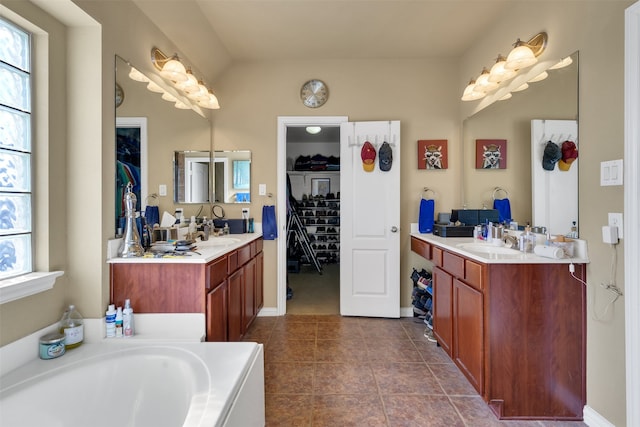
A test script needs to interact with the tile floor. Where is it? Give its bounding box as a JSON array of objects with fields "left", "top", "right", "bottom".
[{"left": 244, "top": 314, "right": 589, "bottom": 427}]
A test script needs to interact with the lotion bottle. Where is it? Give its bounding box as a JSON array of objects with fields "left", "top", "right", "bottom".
[
  {"left": 123, "top": 299, "right": 134, "bottom": 337},
  {"left": 105, "top": 304, "right": 116, "bottom": 338},
  {"left": 58, "top": 305, "right": 84, "bottom": 349},
  {"left": 115, "top": 306, "right": 123, "bottom": 337}
]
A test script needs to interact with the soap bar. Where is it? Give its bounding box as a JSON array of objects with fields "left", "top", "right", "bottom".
[{"left": 534, "top": 245, "right": 564, "bottom": 259}]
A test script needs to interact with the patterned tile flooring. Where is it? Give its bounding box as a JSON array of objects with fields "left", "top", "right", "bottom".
[{"left": 244, "top": 315, "right": 589, "bottom": 427}]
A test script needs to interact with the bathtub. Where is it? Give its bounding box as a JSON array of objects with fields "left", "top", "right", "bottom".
[{"left": 0, "top": 341, "right": 264, "bottom": 427}]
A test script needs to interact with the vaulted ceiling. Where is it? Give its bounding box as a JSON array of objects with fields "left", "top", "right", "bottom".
[{"left": 132, "top": 0, "right": 512, "bottom": 84}]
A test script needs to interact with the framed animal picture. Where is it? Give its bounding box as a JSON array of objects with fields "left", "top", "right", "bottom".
[
  {"left": 476, "top": 139, "right": 507, "bottom": 169},
  {"left": 418, "top": 139, "right": 448, "bottom": 170}
]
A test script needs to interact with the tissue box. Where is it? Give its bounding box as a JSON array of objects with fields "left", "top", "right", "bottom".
[{"left": 213, "top": 218, "right": 247, "bottom": 234}]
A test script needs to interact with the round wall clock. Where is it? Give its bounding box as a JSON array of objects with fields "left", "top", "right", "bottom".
[
  {"left": 115, "top": 83, "right": 124, "bottom": 108},
  {"left": 300, "top": 79, "right": 328, "bottom": 108}
]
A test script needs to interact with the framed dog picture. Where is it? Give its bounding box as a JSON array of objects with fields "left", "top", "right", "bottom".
[
  {"left": 476, "top": 139, "right": 507, "bottom": 169},
  {"left": 418, "top": 139, "right": 448, "bottom": 170}
]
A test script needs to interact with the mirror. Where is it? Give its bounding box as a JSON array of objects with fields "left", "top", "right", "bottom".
[
  {"left": 462, "top": 52, "right": 578, "bottom": 235},
  {"left": 115, "top": 55, "right": 212, "bottom": 214},
  {"left": 213, "top": 150, "right": 251, "bottom": 203},
  {"left": 172, "top": 149, "right": 251, "bottom": 204},
  {"left": 173, "top": 151, "right": 212, "bottom": 203}
]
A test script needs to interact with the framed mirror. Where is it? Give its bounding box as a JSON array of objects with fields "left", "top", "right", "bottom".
[
  {"left": 462, "top": 51, "right": 578, "bottom": 236},
  {"left": 173, "top": 151, "right": 212, "bottom": 203}
]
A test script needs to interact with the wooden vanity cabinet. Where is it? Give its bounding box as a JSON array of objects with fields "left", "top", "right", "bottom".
[
  {"left": 411, "top": 236, "right": 586, "bottom": 420},
  {"left": 110, "top": 237, "right": 264, "bottom": 342}
]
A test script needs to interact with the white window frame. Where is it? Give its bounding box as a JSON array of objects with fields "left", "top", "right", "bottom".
[{"left": 0, "top": 11, "right": 62, "bottom": 305}]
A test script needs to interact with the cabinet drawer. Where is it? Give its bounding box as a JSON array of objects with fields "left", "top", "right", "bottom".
[
  {"left": 227, "top": 250, "right": 238, "bottom": 274},
  {"left": 237, "top": 243, "right": 252, "bottom": 266},
  {"left": 464, "top": 259, "right": 483, "bottom": 290},
  {"left": 431, "top": 246, "right": 443, "bottom": 267},
  {"left": 411, "top": 237, "right": 431, "bottom": 260},
  {"left": 443, "top": 251, "right": 464, "bottom": 278},
  {"left": 206, "top": 256, "right": 228, "bottom": 290}
]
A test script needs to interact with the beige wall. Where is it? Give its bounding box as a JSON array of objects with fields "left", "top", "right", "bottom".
[
  {"left": 0, "top": 0, "right": 632, "bottom": 425},
  {"left": 459, "top": 2, "right": 632, "bottom": 425}
]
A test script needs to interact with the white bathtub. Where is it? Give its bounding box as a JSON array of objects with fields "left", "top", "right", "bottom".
[{"left": 0, "top": 341, "right": 264, "bottom": 427}]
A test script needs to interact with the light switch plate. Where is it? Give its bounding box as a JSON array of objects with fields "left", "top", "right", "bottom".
[
  {"left": 159, "top": 184, "right": 167, "bottom": 196},
  {"left": 600, "top": 159, "right": 623, "bottom": 186},
  {"left": 608, "top": 212, "right": 624, "bottom": 238},
  {"left": 259, "top": 184, "right": 267, "bottom": 196}
]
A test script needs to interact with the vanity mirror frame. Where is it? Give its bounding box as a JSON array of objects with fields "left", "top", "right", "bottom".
[{"left": 461, "top": 51, "right": 579, "bottom": 236}]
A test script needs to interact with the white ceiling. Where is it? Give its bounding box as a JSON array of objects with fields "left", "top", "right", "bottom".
[{"left": 132, "top": 0, "right": 512, "bottom": 83}]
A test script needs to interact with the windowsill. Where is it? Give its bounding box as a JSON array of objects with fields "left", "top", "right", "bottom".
[{"left": 0, "top": 271, "right": 64, "bottom": 305}]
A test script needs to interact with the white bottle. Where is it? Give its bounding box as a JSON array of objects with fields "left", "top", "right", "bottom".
[
  {"left": 115, "top": 306, "right": 123, "bottom": 338},
  {"left": 123, "top": 299, "right": 134, "bottom": 338},
  {"left": 105, "top": 304, "right": 117, "bottom": 338}
]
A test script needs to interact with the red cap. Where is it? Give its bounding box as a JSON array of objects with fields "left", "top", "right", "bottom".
[{"left": 361, "top": 141, "right": 376, "bottom": 172}]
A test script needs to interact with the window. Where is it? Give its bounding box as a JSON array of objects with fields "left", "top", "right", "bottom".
[{"left": 0, "top": 17, "right": 32, "bottom": 280}]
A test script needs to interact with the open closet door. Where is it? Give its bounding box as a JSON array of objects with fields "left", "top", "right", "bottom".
[{"left": 340, "top": 121, "right": 400, "bottom": 317}]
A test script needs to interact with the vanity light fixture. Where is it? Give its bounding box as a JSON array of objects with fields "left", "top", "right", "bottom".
[
  {"left": 306, "top": 126, "right": 322, "bottom": 134},
  {"left": 174, "top": 100, "right": 191, "bottom": 109},
  {"left": 150, "top": 47, "right": 221, "bottom": 110},
  {"left": 461, "top": 78, "right": 486, "bottom": 101},
  {"left": 461, "top": 32, "right": 548, "bottom": 102},
  {"left": 512, "top": 82, "right": 529, "bottom": 92},
  {"left": 488, "top": 54, "right": 517, "bottom": 83},
  {"left": 473, "top": 67, "right": 499, "bottom": 93},
  {"left": 504, "top": 32, "right": 548, "bottom": 70},
  {"left": 146, "top": 80, "right": 164, "bottom": 93},
  {"left": 161, "top": 92, "right": 177, "bottom": 102},
  {"left": 498, "top": 92, "right": 513, "bottom": 101}
]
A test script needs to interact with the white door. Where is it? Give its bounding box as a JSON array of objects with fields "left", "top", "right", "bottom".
[
  {"left": 186, "top": 160, "right": 209, "bottom": 203},
  {"left": 340, "top": 120, "right": 400, "bottom": 317}
]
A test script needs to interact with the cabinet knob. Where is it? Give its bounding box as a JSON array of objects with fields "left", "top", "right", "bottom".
[{"left": 391, "top": 226, "right": 398, "bottom": 233}]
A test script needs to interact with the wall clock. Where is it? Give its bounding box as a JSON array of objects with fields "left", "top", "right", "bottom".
[
  {"left": 115, "top": 83, "right": 124, "bottom": 108},
  {"left": 300, "top": 79, "right": 328, "bottom": 108}
]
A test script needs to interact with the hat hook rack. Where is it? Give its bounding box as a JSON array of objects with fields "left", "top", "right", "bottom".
[
  {"left": 421, "top": 187, "right": 437, "bottom": 199},
  {"left": 540, "top": 133, "right": 577, "bottom": 145},
  {"left": 349, "top": 134, "right": 397, "bottom": 148},
  {"left": 492, "top": 187, "right": 509, "bottom": 200}
]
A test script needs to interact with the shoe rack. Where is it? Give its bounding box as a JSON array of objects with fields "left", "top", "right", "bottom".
[{"left": 297, "top": 194, "right": 340, "bottom": 264}]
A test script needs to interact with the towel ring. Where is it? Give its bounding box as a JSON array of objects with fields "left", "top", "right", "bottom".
[
  {"left": 492, "top": 187, "right": 509, "bottom": 200},
  {"left": 145, "top": 193, "right": 159, "bottom": 206},
  {"left": 421, "top": 188, "right": 437, "bottom": 199}
]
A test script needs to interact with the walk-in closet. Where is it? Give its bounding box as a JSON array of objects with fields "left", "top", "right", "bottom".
[{"left": 285, "top": 125, "right": 341, "bottom": 314}]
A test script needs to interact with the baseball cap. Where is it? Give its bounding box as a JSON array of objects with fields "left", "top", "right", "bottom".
[
  {"left": 558, "top": 141, "right": 578, "bottom": 171},
  {"left": 379, "top": 141, "right": 393, "bottom": 171},
  {"left": 361, "top": 141, "right": 376, "bottom": 172},
  {"left": 542, "top": 141, "right": 562, "bottom": 171}
]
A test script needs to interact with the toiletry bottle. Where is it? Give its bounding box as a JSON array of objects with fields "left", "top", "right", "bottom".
[
  {"left": 115, "top": 306, "right": 123, "bottom": 337},
  {"left": 123, "top": 299, "right": 134, "bottom": 337},
  {"left": 223, "top": 222, "right": 230, "bottom": 235},
  {"left": 105, "top": 304, "right": 117, "bottom": 338},
  {"left": 58, "top": 304, "right": 84, "bottom": 349}
]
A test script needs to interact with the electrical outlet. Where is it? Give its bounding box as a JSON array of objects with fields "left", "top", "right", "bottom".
[
  {"left": 608, "top": 212, "right": 624, "bottom": 238},
  {"left": 241, "top": 208, "right": 250, "bottom": 219}
]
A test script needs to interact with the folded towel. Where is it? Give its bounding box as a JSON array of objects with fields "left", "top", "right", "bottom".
[
  {"left": 262, "top": 205, "right": 278, "bottom": 240},
  {"left": 493, "top": 198, "right": 512, "bottom": 223},
  {"left": 419, "top": 199, "right": 435, "bottom": 233}
]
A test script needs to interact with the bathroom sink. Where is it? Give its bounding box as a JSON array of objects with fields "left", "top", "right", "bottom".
[
  {"left": 200, "top": 237, "right": 241, "bottom": 246},
  {"left": 457, "top": 242, "right": 521, "bottom": 255}
]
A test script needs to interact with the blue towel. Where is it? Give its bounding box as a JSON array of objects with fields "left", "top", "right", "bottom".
[
  {"left": 144, "top": 205, "right": 160, "bottom": 228},
  {"left": 493, "top": 198, "right": 512, "bottom": 223},
  {"left": 262, "top": 205, "right": 278, "bottom": 240},
  {"left": 418, "top": 199, "right": 435, "bottom": 233}
]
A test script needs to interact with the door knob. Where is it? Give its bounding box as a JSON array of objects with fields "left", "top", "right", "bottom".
[{"left": 391, "top": 226, "right": 398, "bottom": 233}]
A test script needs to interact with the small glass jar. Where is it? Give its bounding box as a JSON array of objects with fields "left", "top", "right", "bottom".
[{"left": 39, "top": 332, "right": 66, "bottom": 360}]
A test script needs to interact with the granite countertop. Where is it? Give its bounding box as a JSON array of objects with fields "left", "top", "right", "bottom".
[
  {"left": 107, "top": 232, "right": 263, "bottom": 264},
  {"left": 411, "top": 231, "right": 589, "bottom": 265}
]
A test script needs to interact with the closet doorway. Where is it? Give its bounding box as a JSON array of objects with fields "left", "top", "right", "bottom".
[{"left": 276, "top": 117, "right": 348, "bottom": 315}]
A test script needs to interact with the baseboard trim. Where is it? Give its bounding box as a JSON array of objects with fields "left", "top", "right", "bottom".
[
  {"left": 583, "top": 405, "right": 616, "bottom": 427},
  {"left": 259, "top": 307, "right": 418, "bottom": 318}
]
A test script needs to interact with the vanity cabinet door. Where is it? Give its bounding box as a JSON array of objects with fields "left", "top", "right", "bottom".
[
  {"left": 255, "top": 250, "right": 264, "bottom": 313},
  {"left": 453, "top": 278, "right": 484, "bottom": 394},
  {"left": 228, "top": 268, "right": 244, "bottom": 341},
  {"left": 432, "top": 267, "right": 453, "bottom": 357},
  {"left": 243, "top": 257, "right": 256, "bottom": 331},
  {"left": 206, "top": 280, "right": 228, "bottom": 342}
]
